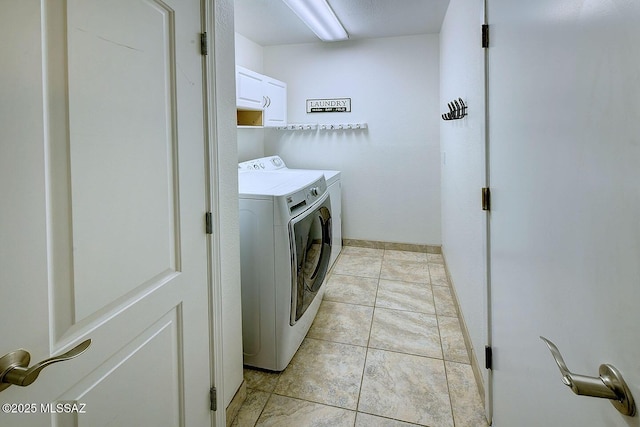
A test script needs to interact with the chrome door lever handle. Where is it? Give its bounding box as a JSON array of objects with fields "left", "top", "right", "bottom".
[
  {"left": 0, "top": 339, "right": 91, "bottom": 392},
  {"left": 540, "top": 336, "right": 636, "bottom": 416}
]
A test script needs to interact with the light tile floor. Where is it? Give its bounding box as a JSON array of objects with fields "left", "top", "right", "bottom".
[{"left": 231, "top": 246, "right": 488, "bottom": 427}]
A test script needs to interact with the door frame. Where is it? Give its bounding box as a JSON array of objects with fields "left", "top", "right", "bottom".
[
  {"left": 204, "top": 1, "right": 226, "bottom": 426},
  {"left": 483, "top": 0, "right": 493, "bottom": 423}
]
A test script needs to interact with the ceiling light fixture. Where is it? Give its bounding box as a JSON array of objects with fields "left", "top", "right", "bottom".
[{"left": 282, "top": 0, "right": 348, "bottom": 42}]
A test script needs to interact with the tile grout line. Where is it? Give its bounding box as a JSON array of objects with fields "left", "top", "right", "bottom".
[
  {"left": 431, "top": 257, "right": 457, "bottom": 427},
  {"left": 353, "top": 257, "right": 382, "bottom": 425},
  {"left": 253, "top": 390, "right": 274, "bottom": 427},
  {"left": 437, "top": 310, "right": 457, "bottom": 427}
]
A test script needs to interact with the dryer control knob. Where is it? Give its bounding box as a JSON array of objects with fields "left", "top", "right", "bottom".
[{"left": 310, "top": 187, "right": 319, "bottom": 196}]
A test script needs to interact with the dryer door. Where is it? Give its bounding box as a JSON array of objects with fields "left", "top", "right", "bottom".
[{"left": 289, "top": 194, "right": 332, "bottom": 325}]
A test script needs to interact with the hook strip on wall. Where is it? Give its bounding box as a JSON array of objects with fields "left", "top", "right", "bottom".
[{"left": 276, "top": 122, "right": 368, "bottom": 131}]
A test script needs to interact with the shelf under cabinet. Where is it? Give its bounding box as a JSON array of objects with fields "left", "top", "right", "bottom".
[{"left": 237, "top": 109, "right": 263, "bottom": 127}]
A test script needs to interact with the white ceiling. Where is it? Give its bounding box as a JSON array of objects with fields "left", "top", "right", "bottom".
[{"left": 234, "top": 0, "right": 451, "bottom": 46}]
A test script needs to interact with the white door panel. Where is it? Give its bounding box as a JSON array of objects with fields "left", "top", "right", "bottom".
[
  {"left": 1, "top": 1, "right": 213, "bottom": 425},
  {"left": 489, "top": 0, "right": 640, "bottom": 425},
  {"left": 67, "top": 0, "right": 181, "bottom": 321},
  {"left": 58, "top": 310, "right": 183, "bottom": 426}
]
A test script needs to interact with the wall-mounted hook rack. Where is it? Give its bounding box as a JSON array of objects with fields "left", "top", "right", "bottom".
[
  {"left": 319, "top": 122, "right": 367, "bottom": 130},
  {"left": 442, "top": 98, "right": 467, "bottom": 120},
  {"left": 276, "top": 122, "right": 368, "bottom": 131},
  {"left": 276, "top": 124, "right": 317, "bottom": 130}
]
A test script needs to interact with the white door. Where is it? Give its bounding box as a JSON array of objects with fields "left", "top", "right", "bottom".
[
  {"left": 489, "top": 0, "right": 640, "bottom": 425},
  {"left": 0, "top": 1, "right": 213, "bottom": 426}
]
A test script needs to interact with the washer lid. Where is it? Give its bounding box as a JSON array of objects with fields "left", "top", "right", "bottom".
[
  {"left": 238, "top": 156, "right": 340, "bottom": 185},
  {"left": 238, "top": 170, "right": 324, "bottom": 197}
]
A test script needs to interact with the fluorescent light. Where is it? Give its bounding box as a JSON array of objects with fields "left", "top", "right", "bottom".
[{"left": 282, "top": 0, "right": 348, "bottom": 42}]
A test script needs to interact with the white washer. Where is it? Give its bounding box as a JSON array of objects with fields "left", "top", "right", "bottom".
[
  {"left": 238, "top": 168, "right": 333, "bottom": 371},
  {"left": 239, "top": 156, "right": 342, "bottom": 267}
]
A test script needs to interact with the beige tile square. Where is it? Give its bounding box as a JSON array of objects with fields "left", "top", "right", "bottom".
[
  {"left": 256, "top": 394, "right": 356, "bottom": 427},
  {"left": 369, "top": 308, "right": 442, "bottom": 359},
  {"left": 428, "top": 253, "right": 445, "bottom": 264},
  {"left": 433, "top": 286, "right": 458, "bottom": 317},
  {"left": 359, "top": 349, "right": 454, "bottom": 427},
  {"left": 375, "top": 279, "right": 435, "bottom": 314},
  {"left": 445, "top": 361, "right": 489, "bottom": 427},
  {"left": 231, "top": 389, "right": 270, "bottom": 427},
  {"left": 275, "top": 338, "right": 366, "bottom": 410},
  {"left": 431, "top": 275, "right": 451, "bottom": 287},
  {"left": 383, "top": 250, "right": 428, "bottom": 262},
  {"left": 308, "top": 300, "right": 374, "bottom": 346},
  {"left": 429, "top": 263, "right": 448, "bottom": 281},
  {"left": 439, "top": 316, "right": 470, "bottom": 363},
  {"left": 333, "top": 254, "right": 382, "bottom": 278},
  {"left": 355, "top": 412, "right": 422, "bottom": 426},
  {"left": 380, "top": 258, "right": 429, "bottom": 283},
  {"left": 323, "top": 274, "right": 378, "bottom": 306},
  {"left": 243, "top": 368, "right": 280, "bottom": 393}
]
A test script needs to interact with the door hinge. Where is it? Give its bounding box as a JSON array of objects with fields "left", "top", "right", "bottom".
[
  {"left": 210, "top": 386, "right": 217, "bottom": 411},
  {"left": 205, "top": 212, "right": 213, "bottom": 234},
  {"left": 485, "top": 345, "right": 493, "bottom": 370},
  {"left": 482, "top": 187, "right": 491, "bottom": 211},
  {"left": 482, "top": 24, "right": 489, "bottom": 48},
  {"left": 200, "top": 32, "right": 208, "bottom": 55}
]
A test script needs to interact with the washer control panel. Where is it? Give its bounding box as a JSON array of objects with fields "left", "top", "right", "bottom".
[{"left": 285, "top": 177, "right": 327, "bottom": 216}]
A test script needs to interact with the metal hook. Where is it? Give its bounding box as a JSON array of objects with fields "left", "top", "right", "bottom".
[
  {"left": 455, "top": 100, "right": 464, "bottom": 119},
  {"left": 458, "top": 98, "right": 467, "bottom": 117},
  {"left": 459, "top": 98, "right": 467, "bottom": 115}
]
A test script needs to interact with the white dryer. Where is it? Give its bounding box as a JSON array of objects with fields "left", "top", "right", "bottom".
[
  {"left": 238, "top": 168, "right": 332, "bottom": 371},
  {"left": 239, "top": 156, "right": 342, "bottom": 267}
]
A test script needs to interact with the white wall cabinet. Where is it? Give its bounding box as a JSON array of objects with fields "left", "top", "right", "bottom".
[{"left": 236, "top": 66, "right": 287, "bottom": 127}]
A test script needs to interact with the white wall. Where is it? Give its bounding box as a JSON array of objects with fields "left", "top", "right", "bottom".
[
  {"left": 235, "top": 33, "right": 264, "bottom": 72},
  {"left": 439, "top": 0, "right": 487, "bottom": 396},
  {"left": 263, "top": 36, "right": 442, "bottom": 245},
  {"left": 214, "top": 1, "right": 244, "bottom": 409},
  {"left": 237, "top": 127, "right": 266, "bottom": 162}
]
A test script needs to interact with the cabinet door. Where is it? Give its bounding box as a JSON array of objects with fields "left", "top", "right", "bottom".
[
  {"left": 263, "top": 76, "right": 287, "bottom": 127},
  {"left": 236, "top": 66, "right": 264, "bottom": 110}
]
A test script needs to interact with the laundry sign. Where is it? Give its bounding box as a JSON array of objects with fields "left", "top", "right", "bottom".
[{"left": 306, "top": 98, "right": 351, "bottom": 113}]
